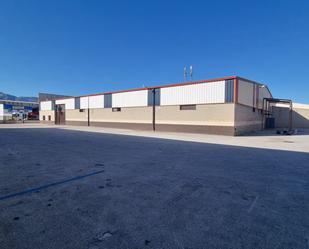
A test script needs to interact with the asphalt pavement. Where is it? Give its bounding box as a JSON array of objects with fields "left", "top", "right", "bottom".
[{"left": 0, "top": 127, "right": 309, "bottom": 249}]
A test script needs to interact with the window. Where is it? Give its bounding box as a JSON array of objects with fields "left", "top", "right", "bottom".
[
  {"left": 180, "top": 105, "right": 196, "bottom": 110},
  {"left": 48, "top": 115, "right": 51, "bottom": 121},
  {"left": 112, "top": 107, "right": 121, "bottom": 112},
  {"left": 43, "top": 115, "right": 46, "bottom": 121},
  {"left": 79, "top": 109, "right": 85, "bottom": 112}
]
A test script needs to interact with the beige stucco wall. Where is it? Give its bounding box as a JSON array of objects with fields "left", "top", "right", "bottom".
[
  {"left": 273, "top": 106, "right": 309, "bottom": 128},
  {"left": 42, "top": 104, "right": 236, "bottom": 131},
  {"left": 234, "top": 104, "right": 263, "bottom": 135},
  {"left": 40, "top": 103, "right": 272, "bottom": 135},
  {"left": 293, "top": 108, "right": 309, "bottom": 128},
  {"left": 234, "top": 103, "right": 309, "bottom": 133},
  {"left": 155, "top": 103, "right": 235, "bottom": 126},
  {"left": 40, "top": 110, "right": 55, "bottom": 122},
  {"left": 65, "top": 107, "right": 153, "bottom": 124},
  {"left": 65, "top": 109, "right": 88, "bottom": 122}
]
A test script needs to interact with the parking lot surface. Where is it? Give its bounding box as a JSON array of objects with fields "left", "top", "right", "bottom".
[{"left": 0, "top": 126, "right": 309, "bottom": 249}]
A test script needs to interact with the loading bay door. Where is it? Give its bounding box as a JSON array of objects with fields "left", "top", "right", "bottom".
[{"left": 55, "top": 104, "right": 65, "bottom": 125}]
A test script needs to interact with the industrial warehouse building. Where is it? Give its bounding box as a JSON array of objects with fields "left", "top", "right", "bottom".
[
  {"left": 39, "top": 76, "right": 309, "bottom": 135},
  {"left": 0, "top": 100, "right": 39, "bottom": 123}
]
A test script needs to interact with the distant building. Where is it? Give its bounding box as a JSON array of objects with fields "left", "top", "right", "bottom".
[
  {"left": 0, "top": 99, "right": 39, "bottom": 123},
  {"left": 38, "top": 93, "right": 72, "bottom": 102}
]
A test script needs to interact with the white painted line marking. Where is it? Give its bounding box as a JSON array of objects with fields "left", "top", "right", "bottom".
[{"left": 248, "top": 195, "right": 259, "bottom": 213}]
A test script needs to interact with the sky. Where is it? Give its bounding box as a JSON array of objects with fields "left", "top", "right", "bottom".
[{"left": 0, "top": 0, "right": 308, "bottom": 103}]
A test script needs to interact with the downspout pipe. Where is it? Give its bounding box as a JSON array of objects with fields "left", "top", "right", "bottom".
[
  {"left": 87, "top": 96, "right": 90, "bottom": 126},
  {"left": 233, "top": 77, "right": 238, "bottom": 104},
  {"left": 152, "top": 88, "right": 156, "bottom": 131},
  {"left": 289, "top": 101, "right": 293, "bottom": 131}
]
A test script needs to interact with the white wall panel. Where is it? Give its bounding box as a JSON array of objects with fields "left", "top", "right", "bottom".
[
  {"left": 0, "top": 104, "right": 13, "bottom": 121},
  {"left": 112, "top": 90, "right": 148, "bottom": 107},
  {"left": 0, "top": 104, "right": 3, "bottom": 121},
  {"left": 55, "top": 98, "right": 75, "bottom": 110},
  {"left": 40, "top": 101, "right": 53, "bottom": 111},
  {"left": 238, "top": 80, "right": 254, "bottom": 107},
  {"left": 89, "top": 95, "right": 104, "bottom": 109},
  {"left": 80, "top": 95, "right": 104, "bottom": 109},
  {"left": 160, "top": 81, "right": 225, "bottom": 106},
  {"left": 80, "top": 97, "right": 88, "bottom": 109}
]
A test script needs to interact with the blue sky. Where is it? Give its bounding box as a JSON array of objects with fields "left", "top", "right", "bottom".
[{"left": 0, "top": 0, "right": 308, "bottom": 103}]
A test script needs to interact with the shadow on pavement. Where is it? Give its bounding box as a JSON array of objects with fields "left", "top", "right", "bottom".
[{"left": 0, "top": 128, "right": 308, "bottom": 249}]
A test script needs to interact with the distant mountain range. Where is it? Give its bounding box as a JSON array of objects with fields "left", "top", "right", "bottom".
[{"left": 0, "top": 92, "right": 38, "bottom": 102}]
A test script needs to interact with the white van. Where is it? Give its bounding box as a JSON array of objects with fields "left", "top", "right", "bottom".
[{"left": 12, "top": 111, "right": 27, "bottom": 121}]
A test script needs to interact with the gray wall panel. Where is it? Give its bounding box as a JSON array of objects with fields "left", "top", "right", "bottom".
[
  {"left": 104, "top": 94, "right": 112, "bottom": 108},
  {"left": 148, "top": 89, "right": 161, "bottom": 106},
  {"left": 225, "top": 80, "right": 234, "bottom": 103}
]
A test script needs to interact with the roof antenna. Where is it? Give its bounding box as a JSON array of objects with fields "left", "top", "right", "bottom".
[
  {"left": 190, "top": 65, "right": 193, "bottom": 80},
  {"left": 184, "top": 66, "right": 187, "bottom": 81}
]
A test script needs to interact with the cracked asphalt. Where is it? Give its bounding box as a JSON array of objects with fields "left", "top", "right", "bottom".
[{"left": 0, "top": 127, "right": 309, "bottom": 249}]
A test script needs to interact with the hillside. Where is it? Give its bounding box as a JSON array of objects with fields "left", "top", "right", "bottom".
[{"left": 0, "top": 92, "right": 38, "bottom": 102}]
